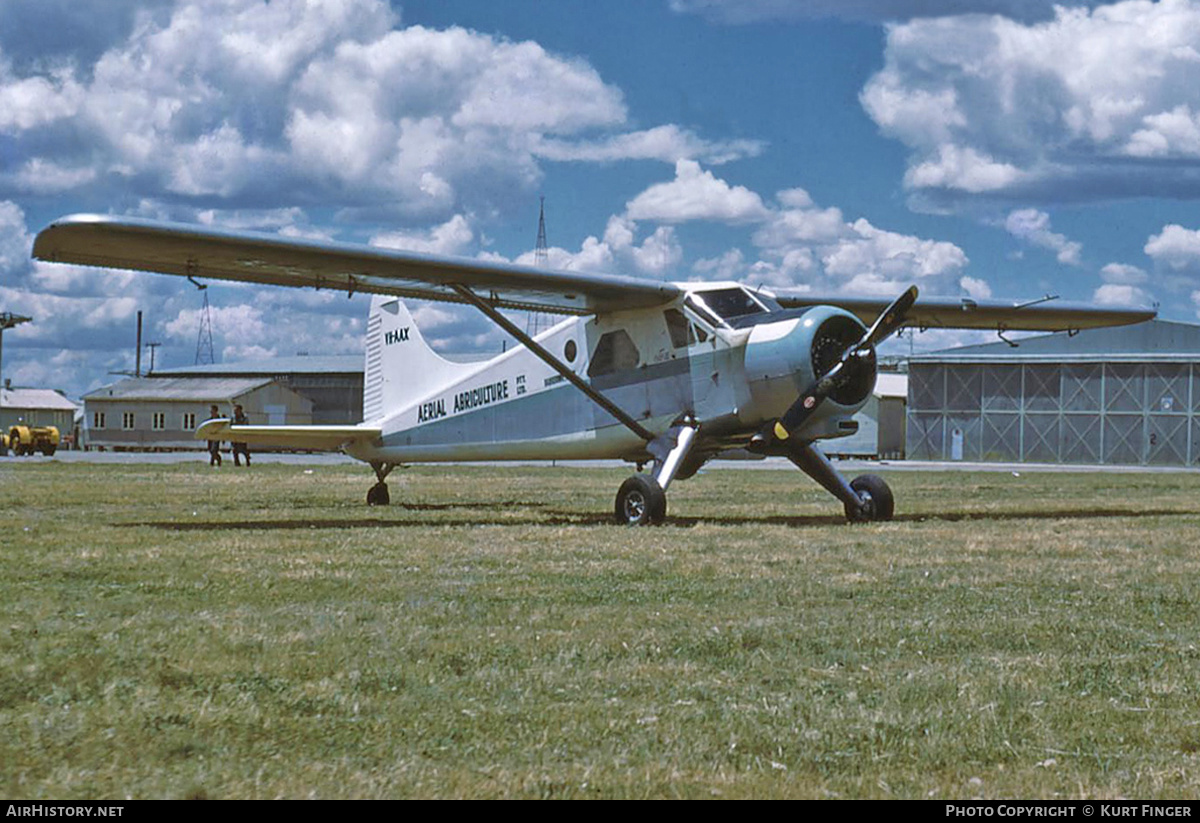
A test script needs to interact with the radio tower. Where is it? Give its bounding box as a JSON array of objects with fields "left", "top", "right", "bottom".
[
  {"left": 526, "top": 196, "right": 551, "bottom": 337},
  {"left": 194, "top": 285, "right": 215, "bottom": 365},
  {"left": 535, "top": 195, "right": 548, "bottom": 267}
]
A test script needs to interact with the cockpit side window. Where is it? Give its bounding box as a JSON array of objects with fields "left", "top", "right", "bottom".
[
  {"left": 587, "top": 329, "right": 641, "bottom": 378},
  {"left": 685, "top": 295, "right": 725, "bottom": 329},
  {"left": 664, "top": 308, "right": 695, "bottom": 349}
]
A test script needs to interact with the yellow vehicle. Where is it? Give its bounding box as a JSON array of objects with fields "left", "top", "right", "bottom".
[{"left": 7, "top": 425, "right": 59, "bottom": 456}]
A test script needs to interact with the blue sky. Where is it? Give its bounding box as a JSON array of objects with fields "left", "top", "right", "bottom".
[{"left": 4, "top": 0, "right": 1200, "bottom": 398}]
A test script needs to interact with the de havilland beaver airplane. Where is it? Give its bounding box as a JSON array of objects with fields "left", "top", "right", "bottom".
[{"left": 34, "top": 215, "right": 1154, "bottom": 524}]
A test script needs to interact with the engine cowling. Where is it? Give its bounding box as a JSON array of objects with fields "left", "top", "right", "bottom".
[{"left": 742, "top": 306, "right": 876, "bottom": 433}]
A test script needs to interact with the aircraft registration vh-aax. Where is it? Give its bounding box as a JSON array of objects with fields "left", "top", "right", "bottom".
[{"left": 34, "top": 215, "right": 1154, "bottom": 525}]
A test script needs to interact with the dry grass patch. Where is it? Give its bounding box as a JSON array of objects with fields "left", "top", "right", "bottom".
[{"left": 2, "top": 461, "right": 1200, "bottom": 798}]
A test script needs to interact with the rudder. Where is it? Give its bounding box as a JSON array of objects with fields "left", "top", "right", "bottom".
[{"left": 363, "top": 295, "right": 467, "bottom": 423}]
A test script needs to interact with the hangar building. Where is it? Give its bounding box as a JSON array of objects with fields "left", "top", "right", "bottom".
[
  {"left": 825, "top": 372, "right": 908, "bottom": 459},
  {"left": 906, "top": 320, "right": 1200, "bottom": 466},
  {"left": 151, "top": 355, "right": 364, "bottom": 424}
]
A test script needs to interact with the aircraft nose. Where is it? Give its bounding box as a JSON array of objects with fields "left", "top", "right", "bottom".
[{"left": 744, "top": 316, "right": 812, "bottom": 385}]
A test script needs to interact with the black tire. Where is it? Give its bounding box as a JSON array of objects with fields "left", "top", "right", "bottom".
[
  {"left": 845, "top": 474, "right": 894, "bottom": 522},
  {"left": 41, "top": 445, "right": 56, "bottom": 457},
  {"left": 614, "top": 474, "right": 667, "bottom": 526},
  {"left": 366, "top": 482, "right": 390, "bottom": 506}
]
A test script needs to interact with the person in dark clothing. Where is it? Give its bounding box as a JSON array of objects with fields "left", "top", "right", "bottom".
[
  {"left": 207, "top": 404, "right": 223, "bottom": 467},
  {"left": 231, "top": 403, "right": 250, "bottom": 467}
]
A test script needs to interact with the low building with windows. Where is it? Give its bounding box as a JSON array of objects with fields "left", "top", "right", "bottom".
[
  {"left": 1, "top": 386, "right": 79, "bottom": 446},
  {"left": 82, "top": 376, "right": 311, "bottom": 450}
]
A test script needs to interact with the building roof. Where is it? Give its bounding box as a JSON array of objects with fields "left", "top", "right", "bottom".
[
  {"left": 0, "top": 387, "right": 78, "bottom": 411},
  {"left": 152, "top": 354, "right": 363, "bottom": 376},
  {"left": 83, "top": 376, "right": 276, "bottom": 402},
  {"left": 874, "top": 373, "right": 908, "bottom": 398},
  {"left": 912, "top": 319, "right": 1200, "bottom": 363}
]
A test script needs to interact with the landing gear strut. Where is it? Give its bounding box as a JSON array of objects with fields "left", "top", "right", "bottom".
[
  {"left": 614, "top": 417, "right": 698, "bottom": 526},
  {"left": 786, "top": 440, "right": 894, "bottom": 522},
  {"left": 367, "top": 461, "right": 396, "bottom": 506}
]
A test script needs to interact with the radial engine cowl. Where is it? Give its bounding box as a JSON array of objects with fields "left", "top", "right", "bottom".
[{"left": 743, "top": 306, "right": 877, "bottom": 421}]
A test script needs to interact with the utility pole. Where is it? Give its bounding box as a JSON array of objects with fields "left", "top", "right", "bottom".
[{"left": 145, "top": 341, "right": 162, "bottom": 373}]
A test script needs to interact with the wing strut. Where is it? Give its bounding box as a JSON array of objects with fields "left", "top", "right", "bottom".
[{"left": 449, "top": 284, "right": 655, "bottom": 442}]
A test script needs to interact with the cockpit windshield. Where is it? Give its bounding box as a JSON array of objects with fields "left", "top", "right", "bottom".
[{"left": 685, "top": 287, "right": 772, "bottom": 327}]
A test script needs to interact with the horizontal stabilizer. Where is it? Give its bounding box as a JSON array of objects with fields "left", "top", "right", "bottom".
[{"left": 195, "top": 419, "right": 380, "bottom": 451}]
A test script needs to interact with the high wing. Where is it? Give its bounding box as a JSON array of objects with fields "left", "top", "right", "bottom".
[
  {"left": 195, "top": 419, "right": 380, "bottom": 451},
  {"left": 773, "top": 291, "right": 1155, "bottom": 332},
  {"left": 32, "top": 214, "right": 681, "bottom": 315},
  {"left": 33, "top": 214, "right": 1155, "bottom": 330}
]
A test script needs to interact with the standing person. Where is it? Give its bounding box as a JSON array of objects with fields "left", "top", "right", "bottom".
[
  {"left": 231, "top": 403, "right": 251, "bottom": 467},
  {"left": 207, "top": 404, "right": 223, "bottom": 467}
]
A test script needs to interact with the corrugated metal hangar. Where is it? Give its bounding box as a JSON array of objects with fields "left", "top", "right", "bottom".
[
  {"left": 151, "top": 355, "right": 363, "bottom": 424},
  {"left": 906, "top": 320, "right": 1200, "bottom": 466}
]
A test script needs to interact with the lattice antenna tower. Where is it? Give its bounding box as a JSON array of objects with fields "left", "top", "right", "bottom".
[
  {"left": 194, "top": 284, "right": 216, "bottom": 365},
  {"left": 535, "top": 195, "right": 548, "bottom": 267},
  {"left": 526, "top": 196, "right": 552, "bottom": 337}
]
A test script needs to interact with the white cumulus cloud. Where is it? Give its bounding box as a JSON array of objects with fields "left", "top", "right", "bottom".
[
  {"left": 669, "top": 0, "right": 1108, "bottom": 24},
  {"left": 0, "top": 0, "right": 751, "bottom": 221},
  {"left": 1145, "top": 223, "right": 1200, "bottom": 270},
  {"left": 1004, "top": 209, "right": 1083, "bottom": 265},
  {"left": 861, "top": 0, "right": 1200, "bottom": 204},
  {"left": 371, "top": 215, "right": 476, "bottom": 256},
  {"left": 744, "top": 188, "right": 970, "bottom": 293},
  {"left": 625, "top": 159, "right": 771, "bottom": 224}
]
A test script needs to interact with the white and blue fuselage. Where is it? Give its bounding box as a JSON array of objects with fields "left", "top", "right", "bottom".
[{"left": 348, "top": 283, "right": 872, "bottom": 466}]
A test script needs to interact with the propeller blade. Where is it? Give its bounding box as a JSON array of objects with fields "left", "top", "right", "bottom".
[
  {"left": 771, "top": 285, "right": 918, "bottom": 441},
  {"left": 774, "top": 358, "right": 851, "bottom": 437},
  {"left": 861, "top": 285, "right": 918, "bottom": 349}
]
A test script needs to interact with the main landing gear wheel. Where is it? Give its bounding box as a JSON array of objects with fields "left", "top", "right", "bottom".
[
  {"left": 845, "top": 474, "right": 894, "bottom": 522},
  {"left": 614, "top": 474, "right": 667, "bottom": 526},
  {"left": 366, "top": 482, "right": 390, "bottom": 506}
]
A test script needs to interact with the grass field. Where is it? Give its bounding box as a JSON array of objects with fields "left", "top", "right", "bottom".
[{"left": 3, "top": 459, "right": 1200, "bottom": 799}]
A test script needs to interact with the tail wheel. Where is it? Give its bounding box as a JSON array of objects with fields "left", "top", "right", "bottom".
[
  {"left": 614, "top": 474, "right": 667, "bottom": 526},
  {"left": 845, "top": 474, "right": 894, "bottom": 522},
  {"left": 366, "top": 482, "right": 390, "bottom": 506}
]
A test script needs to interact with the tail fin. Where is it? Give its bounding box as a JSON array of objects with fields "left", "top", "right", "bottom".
[{"left": 363, "top": 295, "right": 466, "bottom": 422}]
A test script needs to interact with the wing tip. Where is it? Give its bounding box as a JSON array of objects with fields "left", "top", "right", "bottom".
[{"left": 193, "top": 418, "right": 231, "bottom": 441}]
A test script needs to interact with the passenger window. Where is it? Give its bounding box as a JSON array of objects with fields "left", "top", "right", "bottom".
[
  {"left": 588, "top": 329, "right": 640, "bottom": 377},
  {"left": 664, "top": 309, "right": 695, "bottom": 349}
]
